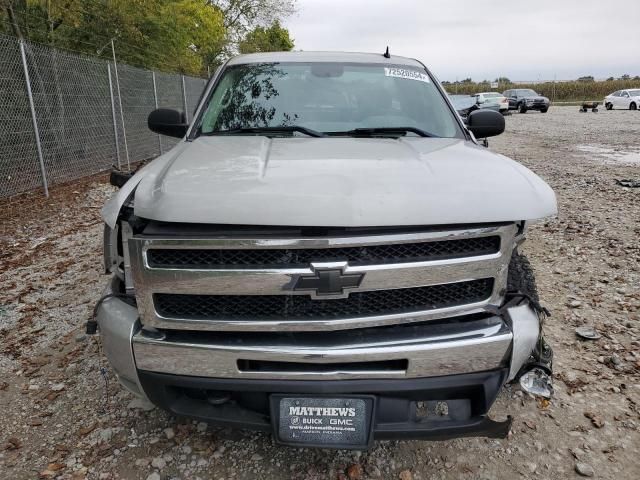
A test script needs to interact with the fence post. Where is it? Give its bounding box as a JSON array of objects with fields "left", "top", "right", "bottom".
[
  {"left": 107, "top": 64, "right": 122, "bottom": 169},
  {"left": 18, "top": 39, "right": 49, "bottom": 197},
  {"left": 111, "top": 40, "right": 130, "bottom": 170},
  {"left": 181, "top": 74, "right": 189, "bottom": 123},
  {"left": 152, "top": 71, "right": 163, "bottom": 155}
]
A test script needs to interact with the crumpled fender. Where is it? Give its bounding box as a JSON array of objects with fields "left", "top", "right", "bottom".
[{"left": 102, "top": 143, "right": 188, "bottom": 228}]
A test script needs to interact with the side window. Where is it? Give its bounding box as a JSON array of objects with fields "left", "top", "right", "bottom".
[
  {"left": 622, "top": 91, "right": 629, "bottom": 98},
  {"left": 613, "top": 91, "right": 620, "bottom": 97}
]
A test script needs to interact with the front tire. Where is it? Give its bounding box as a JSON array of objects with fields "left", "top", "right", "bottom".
[
  {"left": 519, "top": 103, "right": 527, "bottom": 114},
  {"left": 630, "top": 102, "right": 637, "bottom": 111},
  {"left": 540, "top": 107, "right": 548, "bottom": 113},
  {"left": 605, "top": 102, "right": 613, "bottom": 110},
  {"left": 507, "top": 250, "right": 539, "bottom": 303}
]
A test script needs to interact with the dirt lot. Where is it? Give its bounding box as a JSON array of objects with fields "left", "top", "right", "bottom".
[{"left": 1, "top": 106, "right": 639, "bottom": 480}]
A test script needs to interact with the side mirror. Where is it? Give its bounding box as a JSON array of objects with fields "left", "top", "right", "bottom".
[
  {"left": 148, "top": 108, "right": 188, "bottom": 138},
  {"left": 467, "top": 109, "right": 505, "bottom": 138}
]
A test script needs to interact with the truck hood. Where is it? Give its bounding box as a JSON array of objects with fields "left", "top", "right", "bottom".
[{"left": 104, "top": 136, "right": 556, "bottom": 227}]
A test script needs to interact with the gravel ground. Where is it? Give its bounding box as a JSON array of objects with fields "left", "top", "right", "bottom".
[{"left": 1, "top": 106, "right": 639, "bottom": 480}]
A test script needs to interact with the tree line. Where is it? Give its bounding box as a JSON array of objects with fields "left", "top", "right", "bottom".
[{"left": 0, "top": 0, "right": 296, "bottom": 77}]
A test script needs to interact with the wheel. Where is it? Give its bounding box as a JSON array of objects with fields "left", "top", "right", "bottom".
[
  {"left": 630, "top": 102, "right": 637, "bottom": 110},
  {"left": 540, "top": 107, "right": 548, "bottom": 113},
  {"left": 605, "top": 102, "right": 613, "bottom": 110},
  {"left": 592, "top": 108, "right": 598, "bottom": 112},
  {"left": 519, "top": 103, "right": 527, "bottom": 113},
  {"left": 507, "top": 250, "right": 540, "bottom": 303},
  {"left": 579, "top": 108, "right": 585, "bottom": 112}
]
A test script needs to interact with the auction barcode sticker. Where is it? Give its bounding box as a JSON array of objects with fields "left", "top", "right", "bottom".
[{"left": 384, "top": 67, "right": 430, "bottom": 83}]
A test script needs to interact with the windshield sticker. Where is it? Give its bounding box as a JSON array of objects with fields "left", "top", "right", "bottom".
[{"left": 384, "top": 67, "right": 430, "bottom": 83}]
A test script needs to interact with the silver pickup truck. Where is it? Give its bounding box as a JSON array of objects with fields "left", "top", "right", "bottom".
[{"left": 95, "top": 51, "right": 557, "bottom": 449}]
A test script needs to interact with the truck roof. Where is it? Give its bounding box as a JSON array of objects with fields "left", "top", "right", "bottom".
[{"left": 226, "top": 51, "right": 425, "bottom": 68}]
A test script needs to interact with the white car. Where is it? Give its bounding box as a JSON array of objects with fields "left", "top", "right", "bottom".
[
  {"left": 604, "top": 89, "right": 640, "bottom": 110},
  {"left": 474, "top": 92, "right": 509, "bottom": 112}
]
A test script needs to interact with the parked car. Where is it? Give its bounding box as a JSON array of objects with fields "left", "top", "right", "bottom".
[
  {"left": 604, "top": 89, "right": 640, "bottom": 110},
  {"left": 474, "top": 92, "right": 509, "bottom": 112},
  {"left": 503, "top": 88, "right": 550, "bottom": 113},
  {"left": 96, "top": 51, "right": 557, "bottom": 450},
  {"left": 448, "top": 94, "right": 500, "bottom": 119}
]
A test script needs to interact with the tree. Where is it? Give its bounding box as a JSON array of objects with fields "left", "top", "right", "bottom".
[
  {"left": 495, "top": 77, "right": 511, "bottom": 84},
  {"left": 620, "top": 74, "right": 630, "bottom": 80},
  {"left": 577, "top": 75, "right": 594, "bottom": 82},
  {"left": 2, "top": 0, "right": 295, "bottom": 75},
  {"left": 238, "top": 20, "right": 293, "bottom": 54},
  {"left": 208, "top": 0, "right": 295, "bottom": 47}
]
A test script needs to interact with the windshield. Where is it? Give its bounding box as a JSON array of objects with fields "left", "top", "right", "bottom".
[
  {"left": 518, "top": 89, "right": 538, "bottom": 96},
  {"left": 628, "top": 90, "right": 640, "bottom": 96},
  {"left": 198, "top": 62, "right": 462, "bottom": 138}
]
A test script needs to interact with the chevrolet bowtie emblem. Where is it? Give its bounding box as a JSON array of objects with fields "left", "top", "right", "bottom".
[{"left": 292, "top": 263, "right": 364, "bottom": 298}]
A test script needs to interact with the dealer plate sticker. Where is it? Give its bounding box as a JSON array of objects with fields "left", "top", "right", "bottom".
[
  {"left": 384, "top": 67, "right": 430, "bottom": 83},
  {"left": 277, "top": 397, "right": 369, "bottom": 446}
]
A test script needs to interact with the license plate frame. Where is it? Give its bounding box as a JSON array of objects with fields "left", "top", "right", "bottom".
[{"left": 270, "top": 395, "right": 375, "bottom": 449}]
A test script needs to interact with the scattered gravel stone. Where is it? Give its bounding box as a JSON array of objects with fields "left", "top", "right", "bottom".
[
  {"left": 163, "top": 427, "right": 175, "bottom": 440},
  {"left": 346, "top": 463, "right": 363, "bottom": 479},
  {"left": 146, "top": 473, "right": 161, "bottom": 480},
  {"left": 196, "top": 422, "right": 208, "bottom": 432},
  {"left": 399, "top": 469, "right": 413, "bottom": 480},
  {"left": 575, "top": 462, "right": 595, "bottom": 477},
  {"left": 575, "top": 326, "right": 602, "bottom": 340},
  {"left": 151, "top": 457, "right": 166, "bottom": 469},
  {"left": 127, "top": 397, "right": 155, "bottom": 411},
  {"left": 98, "top": 428, "right": 113, "bottom": 442}
]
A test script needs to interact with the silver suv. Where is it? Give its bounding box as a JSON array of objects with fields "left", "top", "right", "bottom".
[{"left": 95, "top": 51, "right": 557, "bottom": 449}]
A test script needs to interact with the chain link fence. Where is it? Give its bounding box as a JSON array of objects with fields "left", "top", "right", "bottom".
[{"left": 0, "top": 33, "right": 208, "bottom": 198}]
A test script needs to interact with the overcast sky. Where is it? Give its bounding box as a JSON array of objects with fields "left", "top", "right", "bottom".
[{"left": 284, "top": 0, "right": 640, "bottom": 81}]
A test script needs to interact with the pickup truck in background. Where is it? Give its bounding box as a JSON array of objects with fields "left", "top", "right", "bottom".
[{"left": 95, "top": 51, "right": 557, "bottom": 449}]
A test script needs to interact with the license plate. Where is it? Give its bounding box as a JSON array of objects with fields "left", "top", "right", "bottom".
[{"left": 272, "top": 396, "right": 374, "bottom": 449}]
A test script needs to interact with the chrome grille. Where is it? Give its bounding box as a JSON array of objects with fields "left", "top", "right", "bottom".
[
  {"left": 154, "top": 278, "right": 494, "bottom": 320},
  {"left": 146, "top": 236, "right": 501, "bottom": 268},
  {"left": 129, "top": 224, "right": 517, "bottom": 332}
]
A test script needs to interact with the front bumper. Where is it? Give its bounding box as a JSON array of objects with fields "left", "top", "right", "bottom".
[
  {"left": 138, "top": 369, "right": 513, "bottom": 441},
  {"left": 97, "top": 278, "right": 541, "bottom": 441},
  {"left": 525, "top": 102, "right": 549, "bottom": 110}
]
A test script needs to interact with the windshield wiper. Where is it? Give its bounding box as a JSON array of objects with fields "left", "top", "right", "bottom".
[
  {"left": 205, "top": 126, "right": 326, "bottom": 138},
  {"left": 326, "top": 127, "right": 437, "bottom": 138}
]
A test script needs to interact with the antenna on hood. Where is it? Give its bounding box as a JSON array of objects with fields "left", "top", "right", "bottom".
[{"left": 383, "top": 46, "right": 390, "bottom": 59}]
